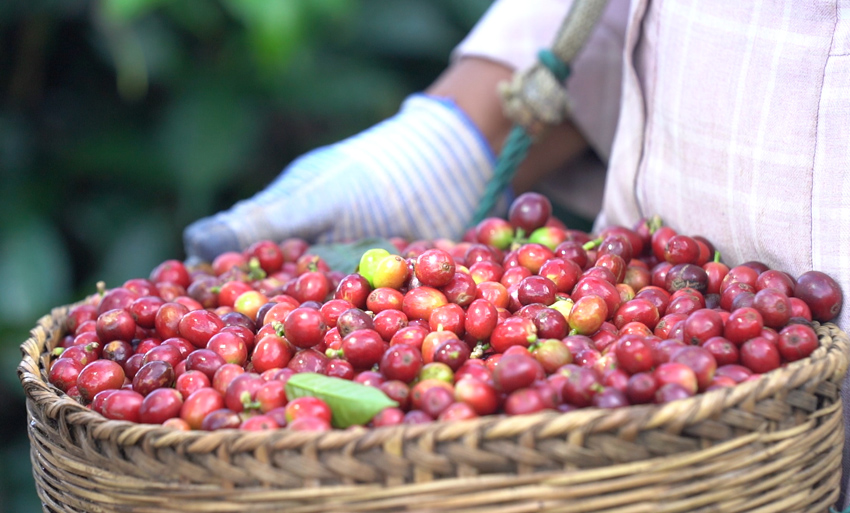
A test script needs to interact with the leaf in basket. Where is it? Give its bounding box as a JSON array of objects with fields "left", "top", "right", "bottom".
[
  {"left": 285, "top": 373, "right": 398, "bottom": 428},
  {"left": 307, "top": 238, "right": 398, "bottom": 274}
]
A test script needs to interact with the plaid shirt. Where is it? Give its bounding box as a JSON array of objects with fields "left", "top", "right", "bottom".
[{"left": 459, "top": 0, "right": 850, "bottom": 505}]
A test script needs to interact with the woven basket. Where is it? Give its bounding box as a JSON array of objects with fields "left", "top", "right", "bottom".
[{"left": 19, "top": 303, "right": 849, "bottom": 513}]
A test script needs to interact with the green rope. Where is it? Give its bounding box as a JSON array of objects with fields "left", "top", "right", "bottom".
[
  {"left": 469, "top": 50, "right": 572, "bottom": 226},
  {"left": 471, "top": 125, "right": 533, "bottom": 225},
  {"left": 538, "top": 49, "right": 572, "bottom": 82}
]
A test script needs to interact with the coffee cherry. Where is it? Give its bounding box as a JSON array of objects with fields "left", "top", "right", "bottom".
[
  {"left": 740, "top": 337, "right": 781, "bottom": 374},
  {"left": 794, "top": 270, "right": 843, "bottom": 322},
  {"left": 77, "top": 359, "right": 126, "bottom": 403},
  {"left": 56, "top": 212, "right": 846, "bottom": 431},
  {"left": 284, "top": 307, "right": 328, "bottom": 349},
  {"left": 508, "top": 192, "right": 552, "bottom": 234},
  {"left": 777, "top": 324, "right": 819, "bottom": 362},
  {"left": 415, "top": 249, "right": 456, "bottom": 288},
  {"left": 49, "top": 358, "right": 84, "bottom": 393}
]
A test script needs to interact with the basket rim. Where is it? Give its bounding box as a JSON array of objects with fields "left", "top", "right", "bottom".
[{"left": 18, "top": 302, "right": 850, "bottom": 451}]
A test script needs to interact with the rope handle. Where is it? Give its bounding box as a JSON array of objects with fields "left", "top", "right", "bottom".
[{"left": 470, "top": 0, "right": 609, "bottom": 226}]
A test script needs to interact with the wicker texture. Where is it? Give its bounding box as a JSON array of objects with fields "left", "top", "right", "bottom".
[{"left": 19, "top": 304, "right": 849, "bottom": 512}]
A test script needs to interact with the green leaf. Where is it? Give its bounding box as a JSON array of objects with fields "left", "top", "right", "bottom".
[
  {"left": 98, "top": 211, "right": 174, "bottom": 286},
  {"left": 164, "top": 0, "right": 227, "bottom": 38},
  {"left": 351, "top": 0, "right": 461, "bottom": 59},
  {"left": 101, "top": 0, "right": 170, "bottom": 22},
  {"left": 307, "top": 238, "right": 397, "bottom": 274},
  {"left": 441, "top": 0, "right": 491, "bottom": 29},
  {"left": 0, "top": 217, "right": 72, "bottom": 325},
  {"left": 221, "top": 0, "right": 303, "bottom": 71},
  {"left": 157, "top": 87, "right": 261, "bottom": 219},
  {"left": 285, "top": 373, "right": 397, "bottom": 428}
]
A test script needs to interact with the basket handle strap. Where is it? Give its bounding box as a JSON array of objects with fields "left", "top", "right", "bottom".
[{"left": 470, "top": 0, "right": 609, "bottom": 226}]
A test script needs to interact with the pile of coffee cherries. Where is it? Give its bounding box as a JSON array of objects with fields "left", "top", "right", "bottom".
[{"left": 47, "top": 193, "right": 843, "bottom": 431}]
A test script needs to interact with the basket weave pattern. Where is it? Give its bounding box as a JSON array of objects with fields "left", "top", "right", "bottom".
[{"left": 19, "top": 304, "right": 850, "bottom": 512}]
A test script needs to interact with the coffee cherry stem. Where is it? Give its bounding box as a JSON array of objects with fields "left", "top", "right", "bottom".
[
  {"left": 306, "top": 257, "right": 320, "bottom": 273},
  {"left": 240, "top": 391, "right": 261, "bottom": 411},
  {"left": 470, "top": 342, "right": 490, "bottom": 359},
  {"left": 510, "top": 228, "right": 529, "bottom": 250},
  {"left": 582, "top": 238, "right": 603, "bottom": 251},
  {"left": 514, "top": 228, "right": 526, "bottom": 240},
  {"left": 325, "top": 348, "right": 344, "bottom": 359},
  {"left": 272, "top": 321, "right": 285, "bottom": 338},
  {"left": 247, "top": 257, "right": 267, "bottom": 281},
  {"left": 648, "top": 215, "right": 664, "bottom": 235},
  {"left": 52, "top": 347, "right": 65, "bottom": 357},
  {"left": 714, "top": 251, "right": 722, "bottom": 263}
]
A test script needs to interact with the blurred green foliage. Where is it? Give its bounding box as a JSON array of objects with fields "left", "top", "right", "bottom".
[{"left": 0, "top": 0, "right": 489, "bottom": 510}]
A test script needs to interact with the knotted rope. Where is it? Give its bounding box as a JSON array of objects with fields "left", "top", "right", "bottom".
[{"left": 470, "top": 0, "right": 609, "bottom": 225}]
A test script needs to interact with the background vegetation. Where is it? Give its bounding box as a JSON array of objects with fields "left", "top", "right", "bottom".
[{"left": 0, "top": 1, "right": 492, "bottom": 510}]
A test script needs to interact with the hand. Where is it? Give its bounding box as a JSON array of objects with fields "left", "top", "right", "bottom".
[{"left": 183, "top": 94, "right": 497, "bottom": 261}]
